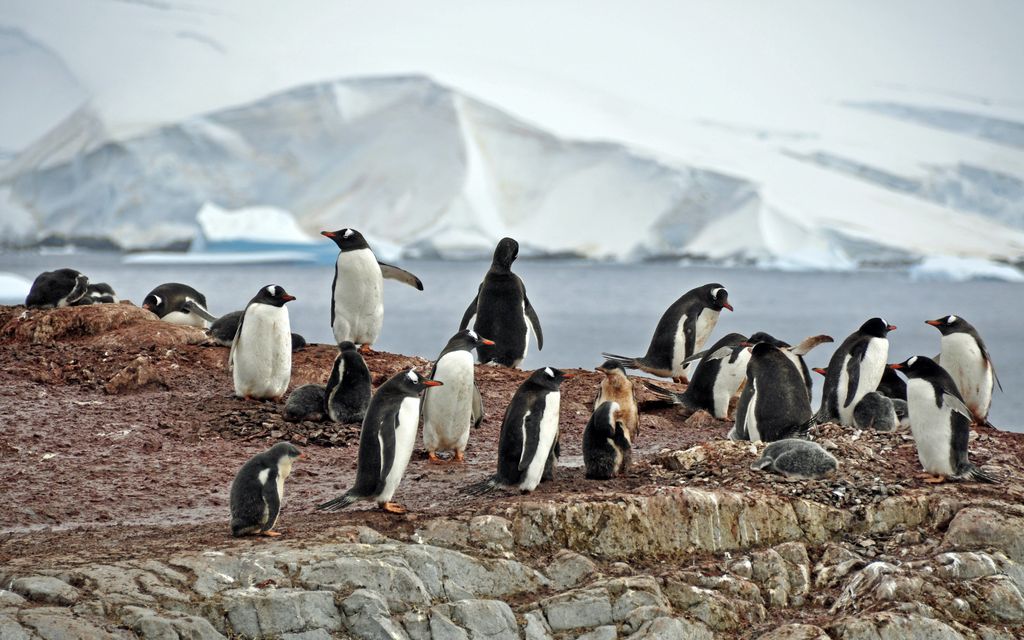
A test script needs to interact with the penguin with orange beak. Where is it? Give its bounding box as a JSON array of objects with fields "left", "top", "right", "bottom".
[{"left": 422, "top": 330, "right": 494, "bottom": 464}]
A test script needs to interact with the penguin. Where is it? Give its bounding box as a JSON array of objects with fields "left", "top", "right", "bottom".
[
  {"left": 816, "top": 318, "right": 896, "bottom": 426},
  {"left": 583, "top": 401, "right": 632, "bottom": 479},
  {"left": 325, "top": 341, "right": 373, "bottom": 424},
  {"left": 751, "top": 439, "right": 838, "bottom": 480},
  {"left": 743, "top": 332, "right": 833, "bottom": 401},
  {"left": 321, "top": 228, "right": 423, "bottom": 353},
  {"left": 25, "top": 268, "right": 89, "bottom": 308},
  {"left": 603, "top": 283, "right": 733, "bottom": 383},
  {"left": 890, "top": 356, "right": 996, "bottom": 483},
  {"left": 230, "top": 285, "right": 296, "bottom": 401},
  {"left": 594, "top": 359, "right": 640, "bottom": 441},
  {"left": 730, "top": 342, "right": 814, "bottom": 442},
  {"left": 876, "top": 367, "right": 907, "bottom": 401},
  {"left": 142, "top": 283, "right": 217, "bottom": 328},
  {"left": 852, "top": 391, "right": 899, "bottom": 432},
  {"left": 207, "top": 310, "right": 307, "bottom": 352},
  {"left": 229, "top": 442, "right": 304, "bottom": 537},
  {"left": 641, "top": 332, "right": 749, "bottom": 419},
  {"left": 459, "top": 237, "right": 543, "bottom": 367},
  {"left": 83, "top": 282, "right": 117, "bottom": 304},
  {"left": 317, "top": 369, "right": 442, "bottom": 514},
  {"left": 422, "top": 330, "right": 494, "bottom": 464},
  {"left": 926, "top": 315, "right": 1001, "bottom": 426},
  {"left": 283, "top": 384, "right": 326, "bottom": 422},
  {"left": 466, "top": 367, "right": 574, "bottom": 494}
]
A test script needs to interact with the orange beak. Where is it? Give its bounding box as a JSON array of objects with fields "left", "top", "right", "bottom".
[
  {"left": 887, "top": 324, "right": 898, "bottom": 331},
  {"left": 925, "top": 319, "right": 942, "bottom": 326},
  {"left": 812, "top": 367, "right": 827, "bottom": 376},
  {"left": 562, "top": 373, "right": 575, "bottom": 379},
  {"left": 423, "top": 380, "right": 443, "bottom": 387},
  {"left": 320, "top": 231, "right": 336, "bottom": 238},
  {"left": 723, "top": 302, "right": 734, "bottom": 312},
  {"left": 282, "top": 294, "right": 296, "bottom": 302},
  {"left": 298, "top": 452, "right": 308, "bottom": 460},
  {"left": 480, "top": 338, "right": 495, "bottom": 346},
  {"left": 889, "top": 363, "right": 903, "bottom": 370}
]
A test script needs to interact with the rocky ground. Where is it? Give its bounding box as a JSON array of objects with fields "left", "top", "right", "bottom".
[{"left": 1, "top": 303, "right": 1023, "bottom": 639}]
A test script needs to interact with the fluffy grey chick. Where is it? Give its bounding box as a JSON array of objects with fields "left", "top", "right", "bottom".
[
  {"left": 751, "top": 439, "right": 838, "bottom": 480},
  {"left": 853, "top": 391, "right": 899, "bottom": 432}
]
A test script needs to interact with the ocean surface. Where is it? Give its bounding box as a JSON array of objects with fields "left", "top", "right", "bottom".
[{"left": 3, "top": 251, "right": 1021, "bottom": 433}]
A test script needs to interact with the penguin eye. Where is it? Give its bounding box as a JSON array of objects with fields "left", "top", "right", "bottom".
[
  {"left": 947, "top": 315, "right": 957, "bottom": 324},
  {"left": 343, "top": 229, "right": 355, "bottom": 238},
  {"left": 544, "top": 367, "right": 554, "bottom": 377}
]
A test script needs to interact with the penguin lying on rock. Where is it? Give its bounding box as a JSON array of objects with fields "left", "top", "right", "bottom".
[
  {"left": 230, "top": 442, "right": 304, "bottom": 537},
  {"left": 751, "top": 439, "right": 838, "bottom": 480},
  {"left": 583, "top": 401, "right": 632, "bottom": 479},
  {"left": 142, "top": 283, "right": 217, "bottom": 328},
  {"left": 25, "top": 268, "right": 89, "bottom": 308},
  {"left": 71, "top": 282, "right": 119, "bottom": 305},
  {"left": 283, "top": 342, "right": 371, "bottom": 423}
]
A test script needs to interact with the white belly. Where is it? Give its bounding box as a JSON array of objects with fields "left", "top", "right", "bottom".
[
  {"left": 941, "top": 334, "right": 992, "bottom": 419},
  {"left": 232, "top": 304, "right": 292, "bottom": 399},
  {"left": 332, "top": 249, "right": 384, "bottom": 346},
  {"left": 162, "top": 309, "right": 209, "bottom": 329},
  {"left": 380, "top": 397, "right": 420, "bottom": 502},
  {"left": 423, "top": 352, "right": 475, "bottom": 452},
  {"left": 521, "top": 392, "right": 560, "bottom": 492},
  {"left": 837, "top": 338, "right": 888, "bottom": 425},
  {"left": 745, "top": 380, "right": 761, "bottom": 442},
  {"left": 907, "top": 379, "right": 955, "bottom": 475},
  {"left": 712, "top": 350, "right": 749, "bottom": 419},
  {"left": 671, "top": 308, "right": 719, "bottom": 377}
]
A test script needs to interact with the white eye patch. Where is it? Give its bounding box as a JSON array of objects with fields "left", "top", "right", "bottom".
[
  {"left": 710, "top": 287, "right": 723, "bottom": 298},
  {"left": 908, "top": 356, "right": 918, "bottom": 366},
  {"left": 153, "top": 295, "right": 162, "bottom": 306},
  {"left": 343, "top": 229, "right": 355, "bottom": 238},
  {"left": 268, "top": 285, "right": 277, "bottom": 296},
  {"left": 406, "top": 370, "right": 418, "bottom": 383},
  {"left": 948, "top": 315, "right": 957, "bottom": 324},
  {"left": 544, "top": 367, "right": 554, "bottom": 377},
  {"left": 468, "top": 330, "right": 478, "bottom": 340}
]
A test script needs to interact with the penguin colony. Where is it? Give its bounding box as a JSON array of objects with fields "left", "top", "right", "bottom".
[{"left": 23, "top": 232, "right": 1004, "bottom": 537}]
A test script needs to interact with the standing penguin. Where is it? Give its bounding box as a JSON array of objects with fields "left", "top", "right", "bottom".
[
  {"left": 890, "top": 356, "right": 995, "bottom": 483},
  {"left": 321, "top": 228, "right": 423, "bottom": 353},
  {"left": 422, "top": 330, "right": 494, "bottom": 464},
  {"left": 641, "top": 332, "right": 749, "bottom": 420},
  {"left": 926, "top": 315, "right": 1001, "bottom": 426},
  {"left": 230, "top": 285, "right": 296, "bottom": 401},
  {"left": 817, "top": 318, "right": 896, "bottom": 426},
  {"left": 459, "top": 237, "right": 543, "bottom": 367},
  {"left": 603, "top": 283, "right": 733, "bottom": 383},
  {"left": 747, "top": 332, "right": 833, "bottom": 401},
  {"left": 229, "top": 442, "right": 304, "bottom": 537},
  {"left": 594, "top": 360, "right": 640, "bottom": 441},
  {"left": 317, "top": 370, "right": 442, "bottom": 513},
  {"left": 25, "top": 268, "right": 89, "bottom": 308},
  {"left": 730, "top": 342, "right": 813, "bottom": 442},
  {"left": 583, "top": 401, "right": 632, "bottom": 479},
  {"left": 142, "top": 283, "right": 217, "bottom": 328},
  {"left": 466, "top": 367, "right": 574, "bottom": 494}
]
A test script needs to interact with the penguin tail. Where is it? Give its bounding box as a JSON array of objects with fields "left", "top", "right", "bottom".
[
  {"left": 638, "top": 379, "right": 692, "bottom": 408},
  {"left": 463, "top": 475, "right": 501, "bottom": 496},
  {"left": 960, "top": 464, "right": 999, "bottom": 484},
  {"left": 778, "top": 417, "right": 815, "bottom": 440},
  {"left": 600, "top": 353, "right": 640, "bottom": 370},
  {"left": 316, "top": 491, "right": 359, "bottom": 512}
]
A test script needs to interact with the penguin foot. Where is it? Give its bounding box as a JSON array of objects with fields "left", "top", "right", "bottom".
[
  {"left": 259, "top": 530, "right": 282, "bottom": 537},
  {"left": 359, "top": 344, "right": 374, "bottom": 355},
  {"left": 380, "top": 502, "right": 407, "bottom": 514},
  {"left": 453, "top": 450, "right": 465, "bottom": 463},
  {"left": 428, "top": 451, "right": 446, "bottom": 465},
  {"left": 917, "top": 473, "right": 947, "bottom": 484}
]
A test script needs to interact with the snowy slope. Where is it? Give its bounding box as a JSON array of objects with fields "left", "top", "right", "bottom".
[{"left": 2, "top": 0, "right": 1024, "bottom": 265}]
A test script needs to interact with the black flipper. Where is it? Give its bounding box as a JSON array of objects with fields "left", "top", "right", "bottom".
[
  {"left": 464, "top": 475, "right": 501, "bottom": 496},
  {"left": 518, "top": 409, "right": 544, "bottom": 473},
  {"left": 524, "top": 293, "right": 543, "bottom": 351},
  {"left": 374, "top": 411, "right": 399, "bottom": 495},
  {"left": 842, "top": 340, "right": 869, "bottom": 408},
  {"left": 472, "top": 384, "right": 484, "bottom": 429},
  {"left": 378, "top": 262, "right": 424, "bottom": 290},
  {"left": 639, "top": 379, "right": 696, "bottom": 409},
  {"left": 228, "top": 306, "right": 248, "bottom": 373},
  {"left": 261, "top": 467, "right": 281, "bottom": 531},
  {"left": 600, "top": 353, "right": 641, "bottom": 370},
  {"left": 459, "top": 288, "right": 481, "bottom": 331},
  {"left": 316, "top": 491, "right": 359, "bottom": 512},
  {"left": 183, "top": 298, "right": 217, "bottom": 323}
]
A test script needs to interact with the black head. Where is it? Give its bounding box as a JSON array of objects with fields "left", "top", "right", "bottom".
[
  {"left": 446, "top": 329, "right": 495, "bottom": 352},
  {"left": 746, "top": 331, "right": 789, "bottom": 349},
  {"left": 596, "top": 359, "right": 625, "bottom": 374},
  {"left": 749, "top": 342, "right": 780, "bottom": 359},
  {"left": 388, "top": 368, "right": 443, "bottom": 396},
  {"left": 321, "top": 228, "right": 370, "bottom": 252},
  {"left": 266, "top": 441, "right": 304, "bottom": 462},
  {"left": 889, "top": 355, "right": 945, "bottom": 380},
  {"left": 859, "top": 317, "right": 896, "bottom": 338},
  {"left": 338, "top": 340, "right": 358, "bottom": 352},
  {"left": 525, "top": 366, "right": 575, "bottom": 391},
  {"left": 926, "top": 314, "right": 972, "bottom": 336},
  {"left": 251, "top": 284, "right": 296, "bottom": 307},
  {"left": 141, "top": 292, "right": 166, "bottom": 315},
  {"left": 492, "top": 237, "right": 520, "bottom": 270},
  {"left": 702, "top": 283, "right": 733, "bottom": 312}
]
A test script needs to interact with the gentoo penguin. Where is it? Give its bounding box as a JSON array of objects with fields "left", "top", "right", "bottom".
[
  {"left": 422, "top": 330, "right": 494, "bottom": 464},
  {"left": 641, "top": 332, "right": 749, "bottom": 419},
  {"left": 852, "top": 392, "right": 899, "bottom": 432},
  {"left": 751, "top": 439, "right": 837, "bottom": 480},
  {"left": 142, "top": 283, "right": 217, "bottom": 328},
  {"left": 459, "top": 237, "right": 543, "bottom": 367},
  {"left": 230, "top": 285, "right": 295, "bottom": 401},
  {"left": 466, "top": 367, "right": 574, "bottom": 494},
  {"left": 594, "top": 359, "right": 640, "bottom": 441},
  {"left": 583, "top": 401, "right": 632, "bottom": 479},
  {"left": 207, "top": 310, "right": 307, "bottom": 352},
  {"left": 25, "top": 268, "right": 89, "bottom": 308},
  {"left": 321, "top": 228, "right": 423, "bottom": 353},
  {"left": 730, "top": 342, "right": 813, "bottom": 442},
  {"left": 229, "top": 442, "right": 304, "bottom": 537},
  {"left": 325, "top": 341, "right": 373, "bottom": 424},
  {"left": 890, "top": 356, "right": 995, "bottom": 483},
  {"left": 71, "top": 282, "right": 118, "bottom": 305},
  {"left": 817, "top": 318, "right": 895, "bottom": 426},
  {"left": 747, "top": 331, "right": 833, "bottom": 401},
  {"left": 877, "top": 367, "right": 907, "bottom": 401},
  {"left": 926, "top": 315, "right": 1001, "bottom": 426},
  {"left": 603, "top": 283, "right": 732, "bottom": 383},
  {"left": 283, "top": 384, "right": 326, "bottom": 422},
  {"left": 317, "top": 370, "right": 442, "bottom": 513}
]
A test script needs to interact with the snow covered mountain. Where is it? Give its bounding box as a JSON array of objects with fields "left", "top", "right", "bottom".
[{"left": 2, "top": 1, "right": 1024, "bottom": 266}]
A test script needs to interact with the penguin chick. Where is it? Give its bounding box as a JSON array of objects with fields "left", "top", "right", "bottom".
[
  {"left": 229, "top": 442, "right": 304, "bottom": 537},
  {"left": 283, "top": 384, "right": 326, "bottom": 422},
  {"left": 325, "top": 341, "right": 372, "bottom": 424},
  {"left": 594, "top": 359, "right": 640, "bottom": 441},
  {"left": 25, "top": 268, "right": 89, "bottom": 308},
  {"left": 853, "top": 391, "right": 899, "bottom": 432},
  {"left": 72, "top": 282, "right": 118, "bottom": 305},
  {"left": 583, "top": 401, "right": 632, "bottom": 479},
  {"left": 751, "top": 439, "right": 837, "bottom": 480}
]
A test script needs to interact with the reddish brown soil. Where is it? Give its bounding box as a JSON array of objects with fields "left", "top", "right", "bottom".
[{"left": 1, "top": 304, "right": 1022, "bottom": 570}]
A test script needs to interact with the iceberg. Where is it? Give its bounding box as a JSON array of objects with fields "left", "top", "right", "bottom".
[{"left": 908, "top": 256, "right": 1024, "bottom": 283}]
